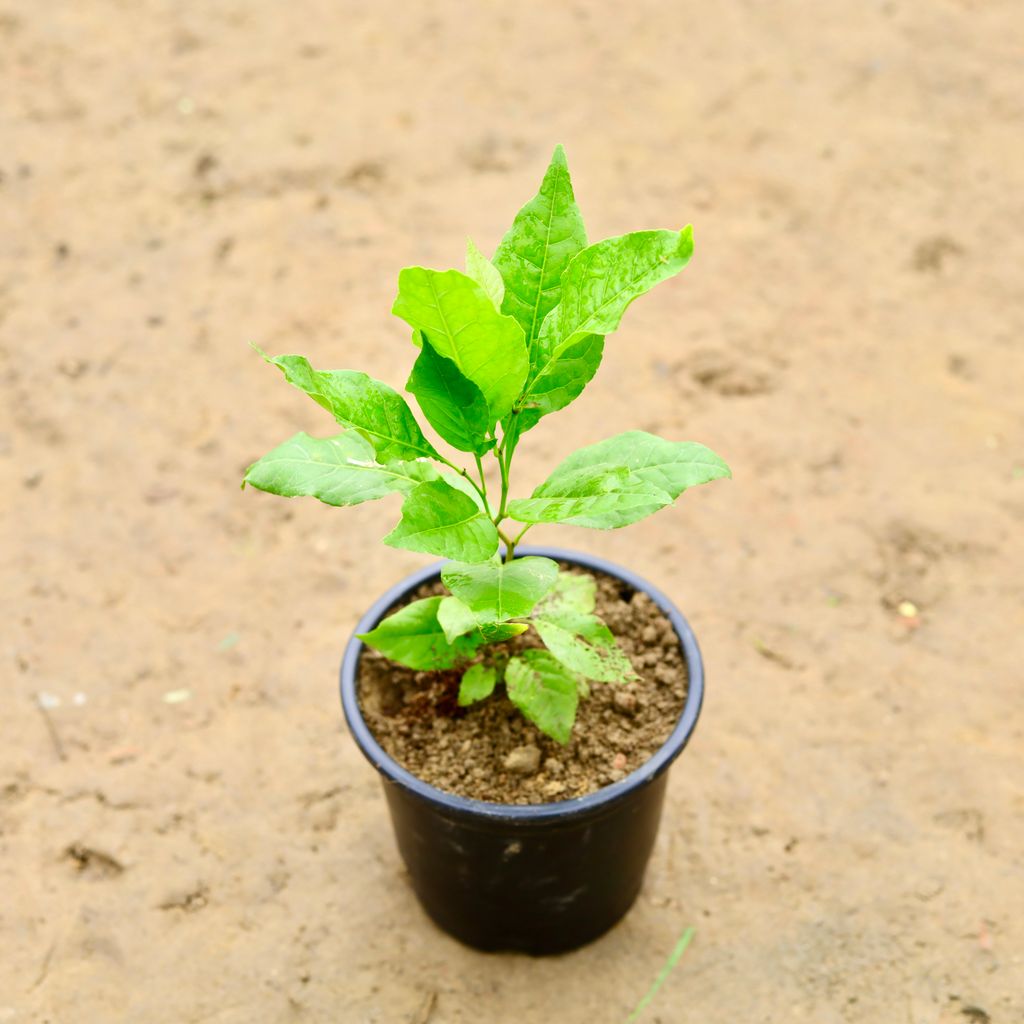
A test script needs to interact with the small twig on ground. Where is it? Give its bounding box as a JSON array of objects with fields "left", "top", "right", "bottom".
[
  {"left": 34, "top": 693, "right": 67, "bottom": 761},
  {"left": 627, "top": 926, "right": 696, "bottom": 1022},
  {"left": 411, "top": 990, "right": 437, "bottom": 1024}
]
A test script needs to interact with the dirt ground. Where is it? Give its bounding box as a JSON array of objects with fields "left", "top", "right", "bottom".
[{"left": 2, "top": 2, "right": 1022, "bottom": 1021}]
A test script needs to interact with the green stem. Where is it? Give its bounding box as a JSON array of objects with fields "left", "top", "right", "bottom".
[
  {"left": 472, "top": 453, "right": 492, "bottom": 516},
  {"left": 437, "top": 454, "right": 489, "bottom": 512}
]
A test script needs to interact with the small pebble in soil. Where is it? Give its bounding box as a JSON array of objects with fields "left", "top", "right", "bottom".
[
  {"left": 544, "top": 757, "right": 563, "bottom": 776},
  {"left": 504, "top": 744, "right": 541, "bottom": 775},
  {"left": 613, "top": 752, "right": 628, "bottom": 771},
  {"left": 613, "top": 690, "right": 637, "bottom": 716}
]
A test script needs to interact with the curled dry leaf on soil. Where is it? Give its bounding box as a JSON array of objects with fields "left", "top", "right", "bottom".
[{"left": 244, "top": 145, "right": 731, "bottom": 744}]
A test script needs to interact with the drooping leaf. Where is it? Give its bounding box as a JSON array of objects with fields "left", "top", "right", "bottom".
[
  {"left": 533, "top": 610, "right": 636, "bottom": 683},
  {"left": 441, "top": 556, "right": 559, "bottom": 622},
  {"left": 507, "top": 430, "right": 730, "bottom": 529},
  {"left": 518, "top": 227, "right": 694, "bottom": 421},
  {"left": 465, "top": 238, "right": 504, "bottom": 309},
  {"left": 243, "top": 431, "right": 434, "bottom": 507},
  {"left": 533, "top": 570, "right": 597, "bottom": 618},
  {"left": 507, "top": 465, "right": 671, "bottom": 529},
  {"left": 357, "top": 597, "right": 481, "bottom": 670},
  {"left": 505, "top": 650, "right": 580, "bottom": 745},
  {"left": 458, "top": 663, "right": 497, "bottom": 706},
  {"left": 406, "top": 332, "right": 495, "bottom": 455},
  {"left": 492, "top": 144, "right": 588, "bottom": 351},
  {"left": 259, "top": 350, "right": 440, "bottom": 465},
  {"left": 383, "top": 479, "right": 499, "bottom": 562},
  {"left": 392, "top": 268, "right": 528, "bottom": 424}
]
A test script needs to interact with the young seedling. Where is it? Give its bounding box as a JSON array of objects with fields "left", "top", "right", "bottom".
[{"left": 244, "top": 146, "right": 730, "bottom": 743}]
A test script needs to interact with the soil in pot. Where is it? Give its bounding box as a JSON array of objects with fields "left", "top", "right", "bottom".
[{"left": 356, "top": 566, "right": 689, "bottom": 804}]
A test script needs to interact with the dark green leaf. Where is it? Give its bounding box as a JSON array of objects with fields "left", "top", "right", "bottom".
[
  {"left": 357, "top": 597, "right": 481, "bottom": 670},
  {"left": 505, "top": 650, "right": 580, "bottom": 744},
  {"left": 406, "top": 332, "right": 495, "bottom": 455},
  {"left": 441, "top": 556, "right": 559, "bottom": 621},
  {"left": 392, "top": 268, "right": 528, "bottom": 424},
  {"left": 492, "top": 144, "right": 588, "bottom": 350},
  {"left": 458, "top": 663, "right": 497, "bottom": 706},
  {"left": 383, "top": 479, "right": 499, "bottom": 562},
  {"left": 243, "top": 431, "right": 434, "bottom": 507},
  {"left": 259, "top": 349, "right": 440, "bottom": 464}
]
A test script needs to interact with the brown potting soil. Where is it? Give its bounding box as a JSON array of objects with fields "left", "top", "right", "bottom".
[{"left": 357, "top": 568, "right": 688, "bottom": 803}]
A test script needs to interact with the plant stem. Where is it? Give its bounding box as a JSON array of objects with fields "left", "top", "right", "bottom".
[
  {"left": 438, "top": 454, "right": 490, "bottom": 513},
  {"left": 473, "top": 453, "right": 491, "bottom": 515}
]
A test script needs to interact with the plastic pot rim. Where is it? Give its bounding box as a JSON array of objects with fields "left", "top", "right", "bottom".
[{"left": 339, "top": 545, "right": 705, "bottom": 826}]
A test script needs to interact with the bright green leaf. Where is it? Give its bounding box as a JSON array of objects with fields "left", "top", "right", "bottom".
[
  {"left": 551, "top": 430, "right": 731, "bottom": 497},
  {"left": 507, "top": 430, "right": 729, "bottom": 529},
  {"left": 519, "top": 227, "right": 694, "bottom": 421},
  {"left": 392, "top": 268, "right": 528, "bottom": 424},
  {"left": 406, "top": 332, "right": 495, "bottom": 455},
  {"left": 437, "top": 596, "right": 480, "bottom": 643},
  {"left": 492, "top": 144, "right": 588, "bottom": 351},
  {"left": 357, "top": 597, "right": 481, "bottom": 670},
  {"left": 459, "top": 663, "right": 497, "bottom": 706},
  {"left": 507, "top": 465, "right": 671, "bottom": 529},
  {"left": 384, "top": 479, "right": 499, "bottom": 562},
  {"left": 259, "top": 350, "right": 440, "bottom": 465},
  {"left": 505, "top": 650, "right": 580, "bottom": 745},
  {"left": 465, "top": 238, "right": 504, "bottom": 309},
  {"left": 534, "top": 610, "right": 636, "bottom": 683},
  {"left": 533, "top": 570, "right": 597, "bottom": 618},
  {"left": 243, "top": 431, "right": 434, "bottom": 507},
  {"left": 441, "top": 556, "right": 559, "bottom": 621}
]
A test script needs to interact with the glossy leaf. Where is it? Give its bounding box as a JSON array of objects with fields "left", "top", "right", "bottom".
[
  {"left": 357, "top": 597, "right": 481, "bottom": 670},
  {"left": 533, "top": 610, "right": 636, "bottom": 684},
  {"left": 437, "top": 596, "right": 480, "bottom": 643},
  {"left": 458, "top": 663, "right": 497, "bottom": 706},
  {"left": 384, "top": 479, "right": 499, "bottom": 562},
  {"left": 465, "top": 238, "right": 504, "bottom": 309},
  {"left": 533, "top": 570, "right": 597, "bottom": 619},
  {"left": 441, "top": 556, "right": 559, "bottom": 621},
  {"left": 260, "top": 349, "right": 439, "bottom": 465},
  {"left": 505, "top": 650, "right": 580, "bottom": 745},
  {"left": 507, "top": 465, "right": 671, "bottom": 529},
  {"left": 519, "top": 227, "right": 694, "bottom": 420},
  {"left": 406, "top": 332, "right": 494, "bottom": 455},
  {"left": 243, "top": 431, "right": 433, "bottom": 507},
  {"left": 392, "top": 267, "right": 528, "bottom": 424},
  {"left": 507, "top": 430, "right": 729, "bottom": 529},
  {"left": 492, "top": 144, "right": 588, "bottom": 350}
]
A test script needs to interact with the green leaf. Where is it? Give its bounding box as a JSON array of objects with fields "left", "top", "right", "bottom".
[
  {"left": 357, "top": 597, "right": 481, "bottom": 670},
  {"left": 243, "top": 431, "right": 434, "bottom": 507},
  {"left": 406, "top": 332, "right": 495, "bottom": 455},
  {"left": 441, "top": 556, "right": 559, "bottom": 621},
  {"left": 533, "top": 610, "right": 636, "bottom": 683},
  {"left": 507, "top": 431, "right": 730, "bottom": 529},
  {"left": 519, "top": 227, "right": 694, "bottom": 420},
  {"left": 507, "top": 465, "right": 671, "bottom": 529},
  {"left": 465, "top": 238, "right": 504, "bottom": 309},
  {"left": 458, "top": 663, "right": 497, "bottom": 706},
  {"left": 437, "top": 596, "right": 480, "bottom": 643},
  {"left": 549, "top": 431, "right": 731, "bottom": 497},
  {"left": 492, "top": 144, "right": 588, "bottom": 351},
  {"left": 392, "top": 268, "right": 528, "bottom": 424},
  {"left": 533, "top": 570, "right": 597, "bottom": 618},
  {"left": 260, "top": 350, "right": 440, "bottom": 465},
  {"left": 384, "top": 479, "right": 499, "bottom": 562},
  {"left": 505, "top": 650, "right": 580, "bottom": 745}
]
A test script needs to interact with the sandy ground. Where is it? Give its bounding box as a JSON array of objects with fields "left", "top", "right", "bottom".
[{"left": 2, "top": 2, "right": 1023, "bottom": 1021}]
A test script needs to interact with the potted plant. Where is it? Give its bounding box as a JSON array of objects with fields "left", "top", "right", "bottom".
[{"left": 244, "top": 146, "right": 730, "bottom": 954}]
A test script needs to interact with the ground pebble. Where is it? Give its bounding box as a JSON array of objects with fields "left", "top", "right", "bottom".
[
  {"left": 641, "top": 625, "right": 658, "bottom": 644},
  {"left": 613, "top": 690, "right": 637, "bottom": 716},
  {"left": 504, "top": 744, "right": 541, "bottom": 775},
  {"left": 654, "top": 664, "right": 676, "bottom": 686},
  {"left": 544, "top": 757, "right": 563, "bottom": 776},
  {"left": 543, "top": 780, "right": 566, "bottom": 798}
]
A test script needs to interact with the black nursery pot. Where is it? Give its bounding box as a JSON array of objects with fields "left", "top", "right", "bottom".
[{"left": 339, "top": 546, "right": 705, "bottom": 955}]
